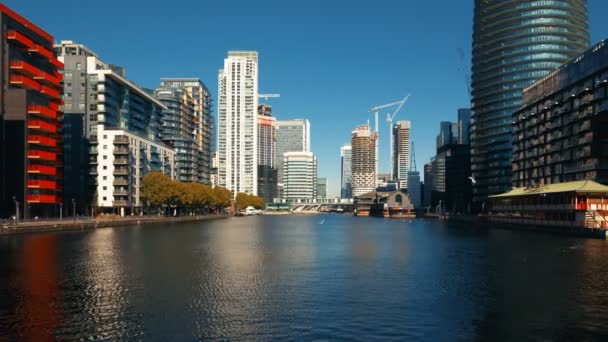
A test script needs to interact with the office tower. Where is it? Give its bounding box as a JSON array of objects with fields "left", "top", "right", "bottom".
[
  {"left": 0, "top": 5, "right": 64, "bottom": 219},
  {"left": 218, "top": 51, "right": 258, "bottom": 196},
  {"left": 158, "top": 78, "right": 213, "bottom": 184},
  {"left": 351, "top": 124, "right": 376, "bottom": 197},
  {"left": 56, "top": 41, "right": 175, "bottom": 215},
  {"left": 257, "top": 104, "right": 277, "bottom": 202},
  {"left": 317, "top": 177, "right": 327, "bottom": 199},
  {"left": 423, "top": 162, "right": 433, "bottom": 207},
  {"left": 436, "top": 121, "right": 453, "bottom": 150},
  {"left": 154, "top": 86, "right": 198, "bottom": 182},
  {"left": 407, "top": 171, "right": 421, "bottom": 208},
  {"left": 513, "top": 39, "right": 608, "bottom": 188},
  {"left": 471, "top": 0, "right": 589, "bottom": 201},
  {"left": 457, "top": 108, "right": 471, "bottom": 145},
  {"left": 392, "top": 120, "right": 411, "bottom": 189},
  {"left": 283, "top": 152, "right": 317, "bottom": 202},
  {"left": 340, "top": 144, "right": 352, "bottom": 198},
  {"left": 211, "top": 152, "right": 219, "bottom": 188},
  {"left": 276, "top": 119, "right": 310, "bottom": 189}
]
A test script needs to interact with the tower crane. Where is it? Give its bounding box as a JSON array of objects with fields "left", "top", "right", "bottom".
[
  {"left": 369, "top": 95, "right": 410, "bottom": 184},
  {"left": 386, "top": 94, "right": 410, "bottom": 181},
  {"left": 258, "top": 93, "right": 280, "bottom": 101}
]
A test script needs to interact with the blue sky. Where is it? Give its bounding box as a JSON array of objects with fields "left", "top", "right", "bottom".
[{"left": 7, "top": 0, "right": 608, "bottom": 197}]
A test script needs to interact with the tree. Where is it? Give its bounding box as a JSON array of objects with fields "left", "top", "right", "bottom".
[
  {"left": 235, "top": 192, "right": 265, "bottom": 210},
  {"left": 141, "top": 171, "right": 172, "bottom": 207}
]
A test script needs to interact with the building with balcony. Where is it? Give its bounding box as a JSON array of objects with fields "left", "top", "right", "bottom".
[
  {"left": 56, "top": 41, "right": 175, "bottom": 214},
  {"left": 218, "top": 51, "right": 259, "bottom": 196},
  {"left": 155, "top": 86, "right": 199, "bottom": 183},
  {"left": 351, "top": 124, "right": 376, "bottom": 197},
  {"left": 257, "top": 104, "right": 278, "bottom": 203},
  {"left": 0, "top": 4, "right": 64, "bottom": 219},
  {"left": 159, "top": 78, "right": 213, "bottom": 185},
  {"left": 392, "top": 120, "right": 411, "bottom": 189},
  {"left": 470, "top": 0, "right": 589, "bottom": 202},
  {"left": 513, "top": 39, "right": 608, "bottom": 188}
]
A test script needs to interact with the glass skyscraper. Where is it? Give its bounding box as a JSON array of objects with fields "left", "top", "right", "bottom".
[{"left": 470, "top": 0, "right": 589, "bottom": 202}]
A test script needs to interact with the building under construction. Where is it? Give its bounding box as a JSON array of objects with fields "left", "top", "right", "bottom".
[{"left": 351, "top": 124, "right": 376, "bottom": 197}]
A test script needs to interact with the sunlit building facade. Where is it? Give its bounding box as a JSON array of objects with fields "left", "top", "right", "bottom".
[{"left": 470, "top": 0, "right": 589, "bottom": 202}]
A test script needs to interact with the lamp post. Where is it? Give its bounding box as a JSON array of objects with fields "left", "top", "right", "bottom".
[
  {"left": 12, "top": 196, "right": 19, "bottom": 223},
  {"left": 72, "top": 198, "right": 76, "bottom": 218},
  {"left": 59, "top": 202, "right": 63, "bottom": 221}
]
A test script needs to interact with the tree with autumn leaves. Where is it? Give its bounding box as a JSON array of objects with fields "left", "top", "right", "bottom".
[
  {"left": 141, "top": 171, "right": 232, "bottom": 215},
  {"left": 235, "top": 192, "right": 265, "bottom": 210}
]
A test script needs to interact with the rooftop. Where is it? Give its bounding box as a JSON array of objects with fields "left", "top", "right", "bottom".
[{"left": 490, "top": 180, "right": 608, "bottom": 198}]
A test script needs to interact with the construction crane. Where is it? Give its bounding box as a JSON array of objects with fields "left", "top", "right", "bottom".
[
  {"left": 258, "top": 93, "right": 280, "bottom": 101},
  {"left": 369, "top": 95, "right": 410, "bottom": 185},
  {"left": 458, "top": 48, "right": 471, "bottom": 99},
  {"left": 410, "top": 141, "right": 417, "bottom": 172},
  {"left": 386, "top": 94, "right": 411, "bottom": 181}
]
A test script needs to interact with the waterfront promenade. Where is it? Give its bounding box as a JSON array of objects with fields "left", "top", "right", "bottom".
[{"left": 0, "top": 214, "right": 229, "bottom": 235}]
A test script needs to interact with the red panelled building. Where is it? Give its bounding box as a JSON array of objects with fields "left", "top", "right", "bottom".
[{"left": 0, "top": 5, "right": 63, "bottom": 219}]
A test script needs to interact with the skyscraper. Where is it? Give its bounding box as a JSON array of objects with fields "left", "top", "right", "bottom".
[
  {"left": 276, "top": 119, "right": 310, "bottom": 198},
  {"left": 470, "top": 0, "right": 589, "bottom": 201},
  {"left": 340, "top": 144, "right": 352, "bottom": 199},
  {"left": 257, "top": 104, "right": 277, "bottom": 202},
  {"left": 158, "top": 78, "right": 214, "bottom": 185},
  {"left": 0, "top": 5, "right": 64, "bottom": 219},
  {"left": 218, "top": 51, "right": 259, "bottom": 196},
  {"left": 457, "top": 108, "right": 471, "bottom": 145},
  {"left": 392, "top": 120, "right": 411, "bottom": 189},
  {"left": 283, "top": 151, "right": 317, "bottom": 202},
  {"left": 317, "top": 177, "right": 327, "bottom": 199},
  {"left": 351, "top": 124, "right": 376, "bottom": 197}
]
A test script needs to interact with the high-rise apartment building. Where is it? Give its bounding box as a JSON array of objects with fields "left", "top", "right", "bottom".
[
  {"left": 154, "top": 86, "right": 199, "bottom": 183},
  {"left": 340, "top": 144, "right": 352, "bottom": 199},
  {"left": 351, "top": 124, "right": 376, "bottom": 197},
  {"left": 257, "top": 104, "right": 278, "bottom": 202},
  {"left": 159, "top": 78, "right": 213, "bottom": 185},
  {"left": 56, "top": 41, "right": 175, "bottom": 214},
  {"left": 392, "top": 120, "right": 411, "bottom": 189},
  {"left": 470, "top": 0, "right": 589, "bottom": 201},
  {"left": 283, "top": 152, "right": 317, "bottom": 202},
  {"left": 0, "top": 5, "right": 64, "bottom": 219},
  {"left": 512, "top": 39, "right": 608, "bottom": 188},
  {"left": 218, "top": 51, "right": 258, "bottom": 196}
]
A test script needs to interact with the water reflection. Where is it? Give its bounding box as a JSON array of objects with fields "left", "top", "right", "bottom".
[{"left": 0, "top": 216, "right": 607, "bottom": 340}]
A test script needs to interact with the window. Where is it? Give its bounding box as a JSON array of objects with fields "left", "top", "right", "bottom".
[
  {"left": 103, "top": 196, "right": 107, "bottom": 201},
  {"left": 76, "top": 62, "right": 82, "bottom": 70},
  {"left": 103, "top": 155, "right": 107, "bottom": 160},
  {"left": 103, "top": 166, "right": 107, "bottom": 170},
  {"left": 103, "top": 176, "right": 107, "bottom": 180},
  {"left": 103, "top": 186, "right": 107, "bottom": 190}
]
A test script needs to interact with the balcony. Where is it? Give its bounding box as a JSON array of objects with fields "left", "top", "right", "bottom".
[
  {"left": 27, "top": 179, "right": 58, "bottom": 190},
  {"left": 28, "top": 135, "right": 57, "bottom": 147},
  {"left": 113, "top": 147, "right": 130, "bottom": 154},
  {"left": 27, "top": 194, "right": 60, "bottom": 204},
  {"left": 10, "top": 60, "right": 39, "bottom": 76},
  {"left": 27, "top": 165, "right": 56, "bottom": 175},
  {"left": 27, "top": 105, "right": 57, "bottom": 120},
  {"left": 27, "top": 150, "right": 57, "bottom": 161},
  {"left": 114, "top": 168, "right": 129, "bottom": 175},
  {"left": 113, "top": 179, "right": 129, "bottom": 186},
  {"left": 113, "top": 189, "right": 129, "bottom": 196},
  {"left": 7, "top": 30, "right": 35, "bottom": 48},
  {"left": 114, "top": 136, "right": 129, "bottom": 145},
  {"left": 113, "top": 158, "right": 129, "bottom": 165},
  {"left": 10, "top": 74, "right": 41, "bottom": 91},
  {"left": 40, "top": 85, "right": 60, "bottom": 99},
  {"left": 113, "top": 200, "right": 130, "bottom": 207},
  {"left": 28, "top": 43, "right": 54, "bottom": 60},
  {"left": 34, "top": 72, "right": 61, "bottom": 87},
  {"left": 28, "top": 120, "right": 57, "bottom": 134}
]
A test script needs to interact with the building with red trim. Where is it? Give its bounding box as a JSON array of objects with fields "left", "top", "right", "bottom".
[{"left": 0, "top": 5, "right": 63, "bottom": 219}]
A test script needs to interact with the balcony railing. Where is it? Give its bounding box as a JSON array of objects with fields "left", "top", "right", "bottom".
[
  {"left": 113, "top": 158, "right": 129, "bottom": 165},
  {"left": 27, "top": 164, "right": 56, "bottom": 175},
  {"left": 10, "top": 74, "right": 40, "bottom": 91},
  {"left": 27, "top": 194, "right": 60, "bottom": 204},
  {"left": 113, "top": 147, "right": 130, "bottom": 154},
  {"left": 28, "top": 120, "right": 57, "bottom": 133},
  {"left": 114, "top": 168, "right": 130, "bottom": 175},
  {"left": 114, "top": 136, "right": 129, "bottom": 145},
  {"left": 27, "top": 150, "right": 57, "bottom": 161},
  {"left": 40, "top": 85, "right": 60, "bottom": 99},
  {"left": 28, "top": 135, "right": 57, "bottom": 147},
  {"left": 27, "top": 179, "right": 58, "bottom": 190},
  {"left": 113, "top": 179, "right": 129, "bottom": 186},
  {"left": 113, "top": 200, "right": 130, "bottom": 207},
  {"left": 113, "top": 190, "right": 129, "bottom": 196}
]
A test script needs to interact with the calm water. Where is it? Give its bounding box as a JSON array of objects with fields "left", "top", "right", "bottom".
[{"left": 1, "top": 215, "right": 608, "bottom": 341}]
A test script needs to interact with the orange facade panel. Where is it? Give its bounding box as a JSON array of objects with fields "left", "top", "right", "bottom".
[
  {"left": 10, "top": 74, "right": 40, "bottom": 91},
  {"left": 27, "top": 150, "right": 57, "bottom": 161},
  {"left": 10, "top": 60, "right": 39, "bottom": 76},
  {"left": 27, "top": 179, "right": 58, "bottom": 190},
  {"left": 28, "top": 43, "right": 54, "bottom": 60},
  {"left": 6, "top": 29, "right": 34, "bottom": 48},
  {"left": 27, "top": 165, "right": 56, "bottom": 175},
  {"left": 27, "top": 105, "right": 57, "bottom": 119},
  {"left": 27, "top": 194, "right": 60, "bottom": 204},
  {"left": 40, "top": 85, "right": 60, "bottom": 99},
  {"left": 34, "top": 72, "right": 61, "bottom": 87},
  {"left": 28, "top": 120, "right": 57, "bottom": 134},
  {"left": 28, "top": 135, "right": 57, "bottom": 147}
]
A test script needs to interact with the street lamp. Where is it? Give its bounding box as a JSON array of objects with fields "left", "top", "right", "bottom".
[
  {"left": 72, "top": 198, "right": 76, "bottom": 218},
  {"left": 12, "top": 196, "right": 19, "bottom": 223},
  {"left": 59, "top": 202, "right": 63, "bottom": 221}
]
